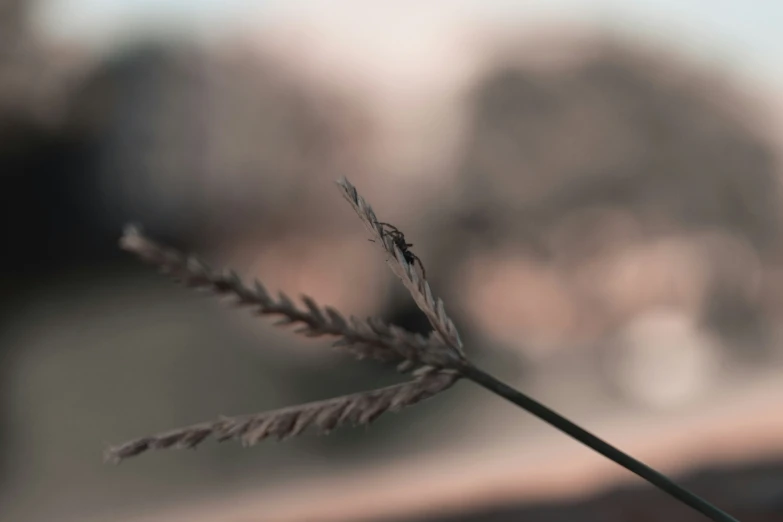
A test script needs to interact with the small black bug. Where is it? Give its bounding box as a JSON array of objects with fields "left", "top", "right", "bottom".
[{"left": 372, "top": 221, "right": 427, "bottom": 278}]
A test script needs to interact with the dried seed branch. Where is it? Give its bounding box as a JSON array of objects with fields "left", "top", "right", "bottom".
[
  {"left": 335, "top": 179, "right": 738, "bottom": 522},
  {"left": 109, "top": 184, "right": 738, "bottom": 522},
  {"left": 120, "top": 225, "right": 457, "bottom": 370},
  {"left": 105, "top": 369, "right": 459, "bottom": 464},
  {"left": 336, "top": 178, "right": 464, "bottom": 356}
]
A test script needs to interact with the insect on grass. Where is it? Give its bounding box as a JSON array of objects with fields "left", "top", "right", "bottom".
[{"left": 372, "top": 221, "right": 427, "bottom": 278}]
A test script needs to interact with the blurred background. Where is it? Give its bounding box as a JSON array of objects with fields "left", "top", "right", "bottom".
[{"left": 3, "top": 1, "right": 783, "bottom": 520}]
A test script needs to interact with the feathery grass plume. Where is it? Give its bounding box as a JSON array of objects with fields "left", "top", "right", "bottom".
[
  {"left": 336, "top": 178, "right": 464, "bottom": 356},
  {"left": 335, "top": 179, "right": 738, "bottom": 522},
  {"left": 105, "top": 368, "right": 458, "bottom": 464},
  {"left": 108, "top": 184, "right": 738, "bottom": 522},
  {"left": 120, "top": 225, "right": 455, "bottom": 371}
]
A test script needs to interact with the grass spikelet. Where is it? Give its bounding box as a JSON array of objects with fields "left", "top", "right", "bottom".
[
  {"left": 105, "top": 371, "right": 458, "bottom": 463},
  {"left": 336, "top": 178, "right": 464, "bottom": 354},
  {"left": 120, "top": 225, "right": 456, "bottom": 370},
  {"left": 106, "top": 182, "right": 739, "bottom": 522}
]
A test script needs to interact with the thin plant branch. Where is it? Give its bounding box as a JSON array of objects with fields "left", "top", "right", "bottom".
[
  {"left": 121, "top": 225, "right": 455, "bottom": 371},
  {"left": 106, "top": 179, "right": 740, "bottom": 522},
  {"left": 459, "top": 363, "right": 739, "bottom": 522},
  {"left": 338, "top": 177, "right": 738, "bottom": 522},
  {"left": 337, "top": 178, "right": 465, "bottom": 356},
  {"left": 105, "top": 368, "right": 458, "bottom": 464}
]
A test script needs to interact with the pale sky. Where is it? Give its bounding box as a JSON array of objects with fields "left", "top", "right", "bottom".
[{"left": 33, "top": 0, "right": 783, "bottom": 87}]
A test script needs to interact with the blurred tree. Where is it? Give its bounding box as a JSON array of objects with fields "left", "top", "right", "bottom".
[
  {"left": 74, "top": 42, "right": 370, "bottom": 245},
  {"left": 447, "top": 41, "right": 781, "bottom": 344},
  {"left": 455, "top": 43, "right": 781, "bottom": 257},
  {"left": 0, "top": 28, "right": 375, "bottom": 504}
]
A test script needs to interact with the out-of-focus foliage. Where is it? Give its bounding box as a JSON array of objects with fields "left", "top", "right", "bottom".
[
  {"left": 456, "top": 46, "right": 780, "bottom": 254},
  {"left": 439, "top": 42, "right": 780, "bottom": 363}
]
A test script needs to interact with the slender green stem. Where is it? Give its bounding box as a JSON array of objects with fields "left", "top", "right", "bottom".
[{"left": 458, "top": 363, "right": 739, "bottom": 522}]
